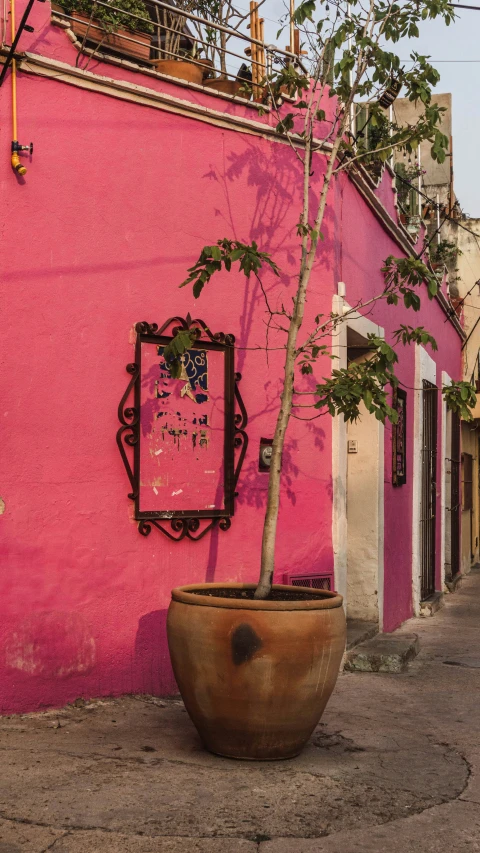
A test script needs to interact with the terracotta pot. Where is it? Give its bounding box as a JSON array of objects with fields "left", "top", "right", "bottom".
[
  {"left": 195, "top": 58, "right": 215, "bottom": 80},
  {"left": 69, "top": 12, "right": 151, "bottom": 62},
  {"left": 167, "top": 582, "right": 346, "bottom": 760},
  {"left": 203, "top": 78, "right": 242, "bottom": 96},
  {"left": 450, "top": 296, "right": 463, "bottom": 316},
  {"left": 154, "top": 59, "right": 203, "bottom": 85}
]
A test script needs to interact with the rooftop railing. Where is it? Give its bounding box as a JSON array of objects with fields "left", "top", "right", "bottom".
[{"left": 52, "top": 0, "right": 307, "bottom": 99}]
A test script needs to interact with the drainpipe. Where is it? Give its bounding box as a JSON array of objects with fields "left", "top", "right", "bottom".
[{"left": 9, "top": 0, "right": 32, "bottom": 174}]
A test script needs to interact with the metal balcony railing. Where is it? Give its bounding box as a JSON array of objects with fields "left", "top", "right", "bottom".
[{"left": 52, "top": 0, "right": 306, "bottom": 97}]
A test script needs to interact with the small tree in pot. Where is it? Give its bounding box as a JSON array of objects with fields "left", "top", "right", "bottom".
[
  {"left": 164, "top": 0, "right": 476, "bottom": 760},
  {"left": 150, "top": 0, "right": 204, "bottom": 82}
]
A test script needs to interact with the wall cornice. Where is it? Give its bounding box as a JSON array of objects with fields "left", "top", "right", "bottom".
[{"left": 6, "top": 50, "right": 465, "bottom": 339}]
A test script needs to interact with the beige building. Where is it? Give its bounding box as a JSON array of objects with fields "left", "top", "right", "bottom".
[
  {"left": 450, "top": 218, "right": 480, "bottom": 574},
  {"left": 394, "top": 93, "right": 454, "bottom": 215}
]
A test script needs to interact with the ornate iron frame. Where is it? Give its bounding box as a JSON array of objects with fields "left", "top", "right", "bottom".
[{"left": 117, "top": 315, "right": 248, "bottom": 541}]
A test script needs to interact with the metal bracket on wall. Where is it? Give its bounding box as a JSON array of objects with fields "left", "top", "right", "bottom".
[
  {"left": 0, "top": 0, "right": 46, "bottom": 88},
  {"left": 117, "top": 315, "right": 248, "bottom": 542}
]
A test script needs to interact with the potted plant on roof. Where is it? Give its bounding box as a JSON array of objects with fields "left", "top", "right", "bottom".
[
  {"left": 163, "top": 0, "right": 476, "bottom": 760},
  {"left": 150, "top": 0, "right": 204, "bottom": 83},
  {"left": 193, "top": 0, "right": 250, "bottom": 95},
  {"left": 431, "top": 239, "right": 461, "bottom": 269},
  {"left": 59, "top": 0, "right": 154, "bottom": 62}
]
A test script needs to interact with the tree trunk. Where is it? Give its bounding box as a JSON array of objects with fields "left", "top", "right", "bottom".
[
  {"left": 254, "top": 267, "right": 310, "bottom": 598},
  {"left": 254, "top": 134, "right": 344, "bottom": 600}
]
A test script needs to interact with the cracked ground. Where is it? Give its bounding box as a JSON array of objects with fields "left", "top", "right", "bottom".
[{"left": 1, "top": 573, "right": 480, "bottom": 852}]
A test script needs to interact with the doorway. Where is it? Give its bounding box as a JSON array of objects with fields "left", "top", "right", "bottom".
[
  {"left": 345, "top": 327, "right": 382, "bottom": 626},
  {"left": 420, "top": 380, "right": 438, "bottom": 600},
  {"left": 446, "top": 413, "right": 461, "bottom": 580}
]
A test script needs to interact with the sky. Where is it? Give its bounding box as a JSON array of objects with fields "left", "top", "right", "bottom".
[{"left": 244, "top": 0, "right": 480, "bottom": 217}]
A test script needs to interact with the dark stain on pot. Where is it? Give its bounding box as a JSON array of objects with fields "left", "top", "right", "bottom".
[{"left": 231, "top": 623, "right": 263, "bottom": 665}]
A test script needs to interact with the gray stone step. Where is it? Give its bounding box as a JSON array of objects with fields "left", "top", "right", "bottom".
[
  {"left": 445, "top": 573, "right": 465, "bottom": 593},
  {"left": 346, "top": 619, "right": 379, "bottom": 650},
  {"left": 343, "top": 632, "right": 420, "bottom": 673},
  {"left": 419, "top": 591, "right": 444, "bottom": 616}
]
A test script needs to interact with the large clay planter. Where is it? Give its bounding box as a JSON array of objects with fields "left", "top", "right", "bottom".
[
  {"left": 154, "top": 59, "right": 203, "bottom": 85},
  {"left": 203, "top": 78, "right": 242, "bottom": 96},
  {"left": 195, "top": 58, "right": 215, "bottom": 80},
  {"left": 167, "top": 583, "right": 346, "bottom": 760},
  {"left": 68, "top": 12, "right": 151, "bottom": 62}
]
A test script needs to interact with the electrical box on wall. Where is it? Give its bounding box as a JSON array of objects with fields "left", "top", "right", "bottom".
[
  {"left": 348, "top": 439, "right": 358, "bottom": 453},
  {"left": 259, "top": 438, "right": 273, "bottom": 471}
]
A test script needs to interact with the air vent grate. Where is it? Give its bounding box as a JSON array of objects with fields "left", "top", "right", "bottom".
[{"left": 283, "top": 572, "right": 333, "bottom": 591}]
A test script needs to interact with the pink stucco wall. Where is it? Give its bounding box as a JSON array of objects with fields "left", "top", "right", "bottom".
[
  {"left": 336, "top": 175, "right": 462, "bottom": 629},
  {"left": 0, "top": 1, "right": 462, "bottom": 711}
]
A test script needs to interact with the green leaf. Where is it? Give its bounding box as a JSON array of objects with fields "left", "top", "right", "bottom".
[{"left": 193, "top": 279, "right": 204, "bottom": 299}]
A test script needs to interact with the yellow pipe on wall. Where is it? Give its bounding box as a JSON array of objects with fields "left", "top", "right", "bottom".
[{"left": 10, "top": 0, "right": 27, "bottom": 175}]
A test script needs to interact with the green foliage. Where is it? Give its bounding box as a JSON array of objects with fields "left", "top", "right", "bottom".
[
  {"left": 431, "top": 239, "right": 461, "bottom": 266},
  {"left": 393, "top": 325, "right": 438, "bottom": 350},
  {"left": 174, "top": 0, "right": 473, "bottom": 430},
  {"left": 290, "top": 0, "right": 454, "bottom": 167},
  {"left": 313, "top": 334, "right": 399, "bottom": 424},
  {"left": 293, "top": 0, "right": 316, "bottom": 25},
  {"left": 382, "top": 255, "right": 438, "bottom": 310},
  {"left": 443, "top": 381, "right": 477, "bottom": 422},
  {"left": 61, "top": 0, "right": 154, "bottom": 34},
  {"left": 296, "top": 222, "right": 324, "bottom": 242},
  {"left": 299, "top": 343, "right": 331, "bottom": 374},
  {"left": 269, "top": 64, "right": 310, "bottom": 101},
  {"left": 179, "top": 239, "right": 280, "bottom": 298},
  {"left": 162, "top": 329, "right": 199, "bottom": 379},
  {"left": 276, "top": 113, "right": 295, "bottom": 135},
  {"left": 312, "top": 338, "right": 477, "bottom": 424},
  {"left": 394, "top": 162, "right": 421, "bottom": 214}
]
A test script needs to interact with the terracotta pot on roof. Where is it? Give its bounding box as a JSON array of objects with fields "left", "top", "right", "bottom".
[{"left": 154, "top": 58, "right": 203, "bottom": 84}]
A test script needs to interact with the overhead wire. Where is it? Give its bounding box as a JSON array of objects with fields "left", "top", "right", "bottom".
[{"left": 448, "top": 1, "right": 480, "bottom": 8}]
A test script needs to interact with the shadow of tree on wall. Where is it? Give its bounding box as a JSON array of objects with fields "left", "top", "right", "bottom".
[
  {"left": 134, "top": 609, "right": 177, "bottom": 696},
  {"left": 132, "top": 141, "right": 334, "bottom": 591},
  {"left": 202, "top": 140, "right": 335, "bottom": 382}
]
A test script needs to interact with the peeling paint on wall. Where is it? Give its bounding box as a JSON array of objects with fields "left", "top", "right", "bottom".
[{"left": 4, "top": 612, "right": 96, "bottom": 678}]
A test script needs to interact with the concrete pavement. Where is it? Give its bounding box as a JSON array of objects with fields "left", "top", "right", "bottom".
[{"left": 1, "top": 571, "right": 480, "bottom": 852}]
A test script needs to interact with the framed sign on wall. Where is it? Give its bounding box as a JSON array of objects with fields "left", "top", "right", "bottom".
[
  {"left": 392, "top": 386, "right": 407, "bottom": 486},
  {"left": 117, "top": 315, "right": 248, "bottom": 541}
]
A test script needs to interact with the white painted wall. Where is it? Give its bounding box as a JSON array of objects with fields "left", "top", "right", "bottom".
[
  {"left": 346, "top": 400, "right": 382, "bottom": 622},
  {"left": 442, "top": 372, "right": 452, "bottom": 588},
  {"left": 412, "top": 345, "right": 437, "bottom": 612},
  {"left": 331, "top": 295, "right": 384, "bottom": 629}
]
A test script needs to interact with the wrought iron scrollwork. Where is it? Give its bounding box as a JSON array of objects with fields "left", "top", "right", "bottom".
[
  {"left": 233, "top": 372, "right": 248, "bottom": 492},
  {"left": 138, "top": 516, "right": 232, "bottom": 542},
  {"left": 135, "top": 314, "right": 236, "bottom": 347},
  {"left": 116, "top": 362, "right": 140, "bottom": 500},
  {"left": 117, "top": 317, "right": 247, "bottom": 542}
]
